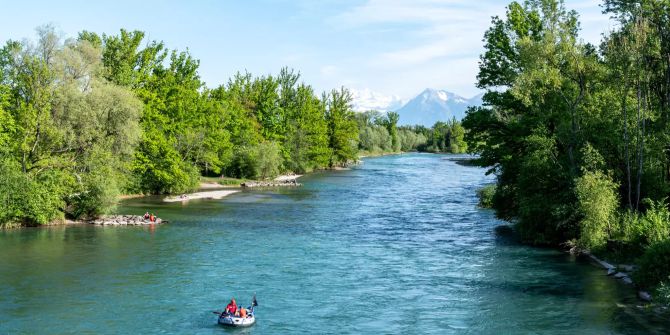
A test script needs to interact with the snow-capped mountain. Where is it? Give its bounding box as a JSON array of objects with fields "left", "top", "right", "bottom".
[
  {"left": 395, "top": 89, "right": 483, "bottom": 126},
  {"left": 350, "top": 88, "right": 405, "bottom": 112}
]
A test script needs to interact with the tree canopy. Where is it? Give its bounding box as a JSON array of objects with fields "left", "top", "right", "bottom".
[
  {"left": 465, "top": 0, "right": 670, "bottom": 293},
  {"left": 0, "top": 26, "right": 362, "bottom": 226}
]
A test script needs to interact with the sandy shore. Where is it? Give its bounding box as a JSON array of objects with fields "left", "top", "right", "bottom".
[
  {"left": 274, "top": 174, "right": 302, "bottom": 182},
  {"left": 164, "top": 190, "right": 240, "bottom": 203}
]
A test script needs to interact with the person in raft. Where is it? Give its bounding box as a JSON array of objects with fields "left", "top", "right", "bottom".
[
  {"left": 149, "top": 213, "right": 155, "bottom": 222},
  {"left": 224, "top": 298, "right": 237, "bottom": 315},
  {"left": 143, "top": 212, "right": 150, "bottom": 220},
  {"left": 237, "top": 306, "right": 247, "bottom": 318}
]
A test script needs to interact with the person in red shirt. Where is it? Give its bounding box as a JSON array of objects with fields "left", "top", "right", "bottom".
[{"left": 224, "top": 298, "right": 237, "bottom": 315}]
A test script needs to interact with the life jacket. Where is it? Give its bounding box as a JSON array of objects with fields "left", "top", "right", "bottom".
[
  {"left": 239, "top": 308, "right": 247, "bottom": 318},
  {"left": 226, "top": 303, "right": 237, "bottom": 314}
]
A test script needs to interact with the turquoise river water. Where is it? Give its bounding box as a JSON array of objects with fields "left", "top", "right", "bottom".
[{"left": 1, "top": 153, "right": 668, "bottom": 334}]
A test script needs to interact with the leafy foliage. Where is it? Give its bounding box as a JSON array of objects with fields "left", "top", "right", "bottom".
[
  {"left": 477, "top": 184, "right": 496, "bottom": 208},
  {"left": 635, "top": 239, "right": 670, "bottom": 289},
  {"left": 575, "top": 170, "right": 619, "bottom": 250},
  {"left": 465, "top": 0, "right": 670, "bottom": 288},
  {"left": 0, "top": 27, "right": 362, "bottom": 226}
]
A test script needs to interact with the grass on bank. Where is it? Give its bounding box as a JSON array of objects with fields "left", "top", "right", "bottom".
[{"left": 200, "top": 176, "right": 248, "bottom": 186}]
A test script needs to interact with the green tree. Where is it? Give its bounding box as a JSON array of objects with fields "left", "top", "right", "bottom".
[
  {"left": 575, "top": 169, "right": 619, "bottom": 250},
  {"left": 255, "top": 141, "right": 282, "bottom": 179},
  {"left": 325, "top": 87, "right": 358, "bottom": 166},
  {"left": 384, "top": 112, "right": 400, "bottom": 152},
  {"left": 0, "top": 26, "right": 142, "bottom": 224}
]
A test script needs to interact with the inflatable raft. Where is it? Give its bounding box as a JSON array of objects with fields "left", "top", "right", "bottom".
[
  {"left": 218, "top": 311, "right": 256, "bottom": 327},
  {"left": 217, "top": 294, "right": 258, "bottom": 327}
]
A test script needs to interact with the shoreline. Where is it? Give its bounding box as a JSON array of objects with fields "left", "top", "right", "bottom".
[
  {"left": 5, "top": 165, "right": 360, "bottom": 229},
  {"left": 358, "top": 151, "right": 405, "bottom": 159},
  {"left": 582, "top": 251, "right": 653, "bottom": 302},
  {"left": 496, "top": 223, "right": 655, "bottom": 304},
  {"left": 164, "top": 190, "right": 241, "bottom": 202},
  {"left": 163, "top": 174, "right": 306, "bottom": 202},
  {"left": 36, "top": 215, "right": 166, "bottom": 228}
]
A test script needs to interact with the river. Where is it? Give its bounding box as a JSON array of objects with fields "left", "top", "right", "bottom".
[{"left": 1, "top": 153, "right": 668, "bottom": 334}]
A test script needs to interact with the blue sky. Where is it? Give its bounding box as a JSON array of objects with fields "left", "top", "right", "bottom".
[{"left": 0, "top": 0, "right": 613, "bottom": 100}]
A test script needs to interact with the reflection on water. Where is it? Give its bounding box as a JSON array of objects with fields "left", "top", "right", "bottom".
[{"left": 0, "top": 153, "right": 667, "bottom": 334}]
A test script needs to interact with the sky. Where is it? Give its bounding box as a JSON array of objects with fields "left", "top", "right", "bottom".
[{"left": 0, "top": 0, "right": 615, "bottom": 100}]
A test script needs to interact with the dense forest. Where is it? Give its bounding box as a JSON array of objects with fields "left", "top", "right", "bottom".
[
  {"left": 0, "top": 27, "right": 364, "bottom": 226},
  {"left": 464, "top": 0, "right": 670, "bottom": 299},
  {"left": 0, "top": 26, "right": 468, "bottom": 228}
]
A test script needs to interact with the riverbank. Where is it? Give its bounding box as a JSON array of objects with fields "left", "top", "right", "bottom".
[
  {"left": 164, "top": 190, "right": 240, "bottom": 202},
  {"left": 163, "top": 174, "right": 304, "bottom": 201},
  {"left": 3, "top": 160, "right": 363, "bottom": 229},
  {"left": 358, "top": 150, "right": 405, "bottom": 159},
  {"left": 242, "top": 174, "right": 302, "bottom": 188},
  {"left": 581, "top": 251, "right": 653, "bottom": 302},
  {"left": 48, "top": 215, "right": 166, "bottom": 226}
]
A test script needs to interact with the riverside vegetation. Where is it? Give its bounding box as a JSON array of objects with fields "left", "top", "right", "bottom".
[
  {"left": 465, "top": 0, "right": 670, "bottom": 303},
  {"left": 0, "top": 26, "right": 468, "bottom": 228},
  {"left": 0, "top": 27, "right": 360, "bottom": 227},
  {"left": 355, "top": 110, "right": 467, "bottom": 156}
]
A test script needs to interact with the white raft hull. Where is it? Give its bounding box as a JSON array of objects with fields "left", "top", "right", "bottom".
[{"left": 218, "top": 314, "right": 256, "bottom": 327}]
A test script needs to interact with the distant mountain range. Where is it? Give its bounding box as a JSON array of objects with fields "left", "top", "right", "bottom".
[
  {"left": 395, "top": 89, "right": 483, "bottom": 126},
  {"left": 350, "top": 88, "right": 483, "bottom": 127}
]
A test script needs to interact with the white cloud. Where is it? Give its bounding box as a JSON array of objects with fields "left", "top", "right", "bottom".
[
  {"left": 333, "top": 0, "right": 503, "bottom": 70},
  {"left": 350, "top": 88, "right": 405, "bottom": 112},
  {"left": 326, "top": 0, "right": 613, "bottom": 99},
  {"left": 378, "top": 36, "right": 478, "bottom": 67}
]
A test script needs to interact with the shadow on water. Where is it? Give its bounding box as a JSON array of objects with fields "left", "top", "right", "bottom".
[{"left": 493, "top": 224, "right": 520, "bottom": 245}]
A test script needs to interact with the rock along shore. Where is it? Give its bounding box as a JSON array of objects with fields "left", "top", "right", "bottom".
[
  {"left": 584, "top": 252, "right": 652, "bottom": 302},
  {"left": 241, "top": 180, "right": 302, "bottom": 188},
  {"left": 89, "top": 215, "right": 165, "bottom": 226},
  {"left": 242, "top": 174, "right": 303, "bottom": 188}
]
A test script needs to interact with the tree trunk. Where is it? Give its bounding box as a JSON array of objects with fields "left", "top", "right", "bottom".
[
  {"left": 622, "top": 83, "right": 632, "bottom": 210},
  {"left": 635, "top": 80, "right": 642, "bottom": 210}
]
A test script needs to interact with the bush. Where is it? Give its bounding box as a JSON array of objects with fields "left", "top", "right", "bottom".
[
  {"left": 634, "top": 239, "right": 670, "bottom": 289},
  {"left": 68, "top": 169, "right": 120, "bottom": 220},
  {"left": 639, "top": 199, "right": 670, "bottom": 246},
  {"left": 614, "top": 199, "right": 670, "bottom": 248},
  {"left": 225, "top": 142, "right": 282, "bottom": 180},
  {"left": 227, "top": 146, "right": 259, "bottom": 179},
  {"left": 575, "top": 170, "right": 619, "bottom": 250},
  {"left": 477, "top": 184, "right": 496, "bottom": 208},
  {"left": 255, "top": 141, "right": 282, "bottom": 180},
  {"left": 0, "top": 158, "right": 65, "bottom": 226},
  {"left": 656, "top": 280, "right": 670, "bottom": 305}
]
